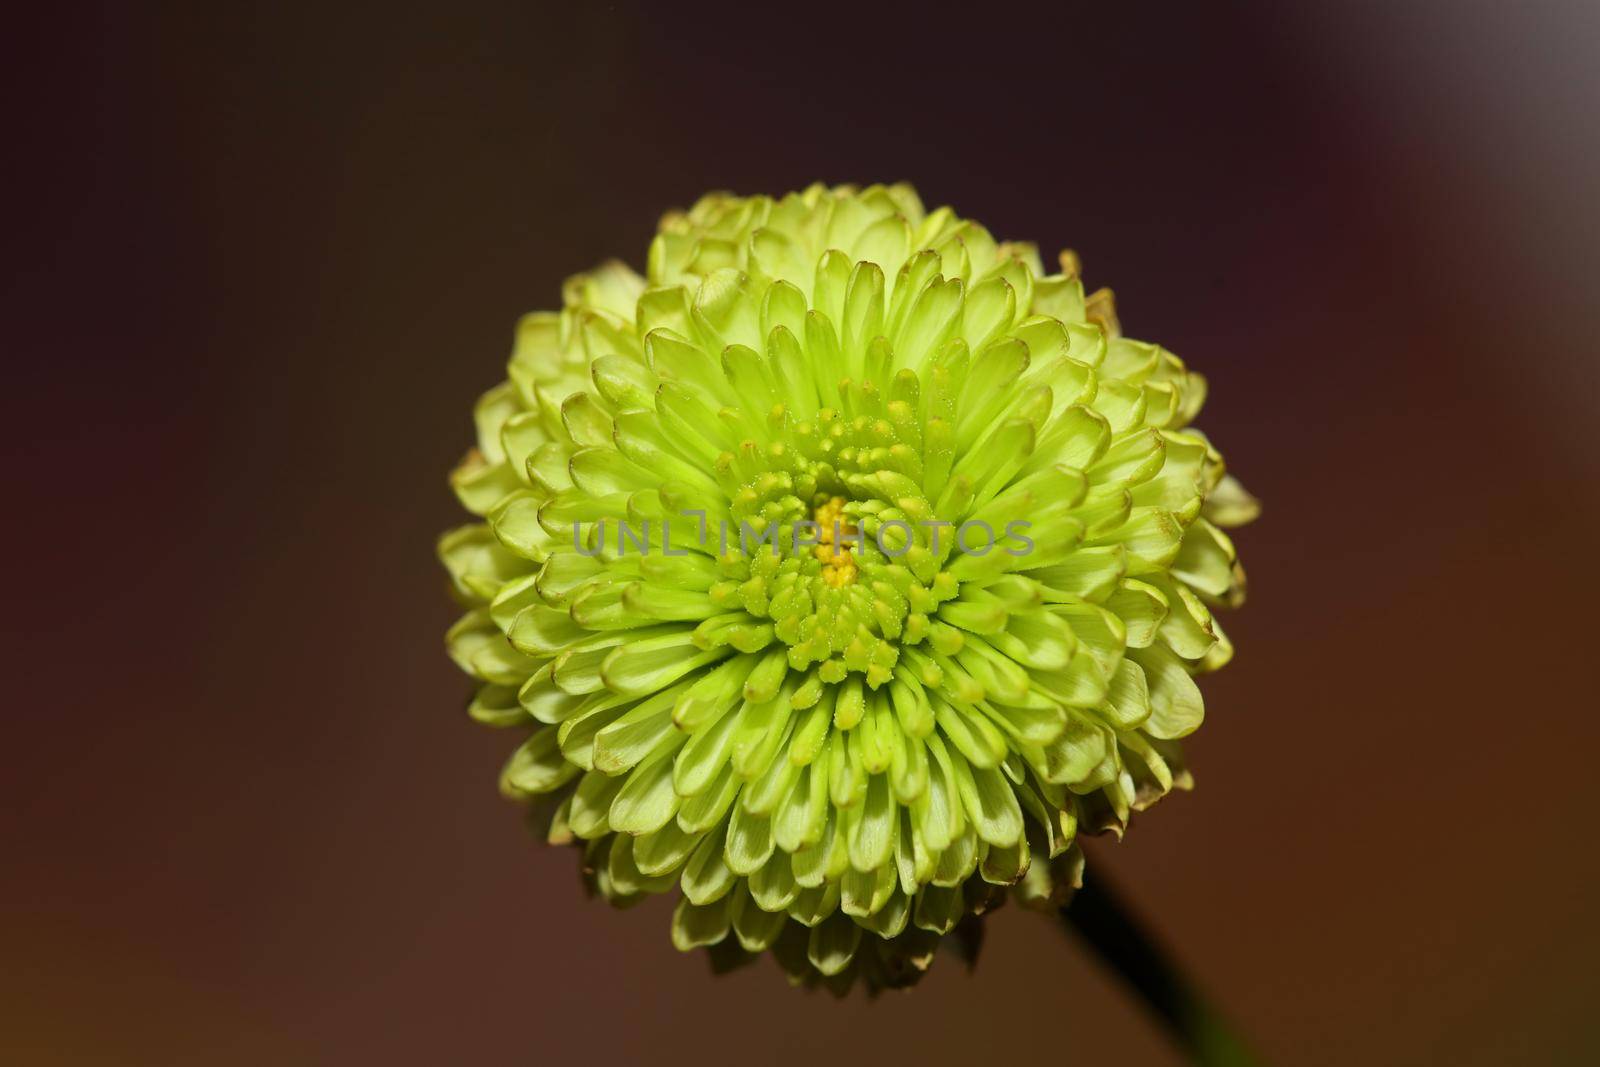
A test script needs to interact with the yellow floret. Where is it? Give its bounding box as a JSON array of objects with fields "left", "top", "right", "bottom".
[{"left": 811, "top": 496, "right": 858, "bottom": 587}]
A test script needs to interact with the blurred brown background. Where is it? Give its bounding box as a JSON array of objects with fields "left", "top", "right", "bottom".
[{"left": 7, "top": 3, "right": 1599, "bottom": 1064}]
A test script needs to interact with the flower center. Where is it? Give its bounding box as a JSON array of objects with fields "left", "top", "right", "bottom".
[
  {"left": 811, "top": 495, "right": 858, "bottom": 588},
  {"left": 696, "top": 396, "right": 966, "bottom": 688}
]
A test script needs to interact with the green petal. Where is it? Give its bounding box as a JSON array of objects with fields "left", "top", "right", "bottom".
[
  {"left": 724, "top": 802, "right": 775, "bottom": 876},
  {"left": 499, "top": 727, "right": 579, "bottom": 796},
  {"left": 607, "top": 744, "right": 683, "bottom": 834},
  {"left": 1129, "top": 644, "right": 1204, "bottom": 739},
  {"left": 681, "top": 823, "right": 737, "bottom": 905},
  {"left": 805, "top": 912, "right": 862, "bottom": 976},
  {"left": 732, "top": 884, "right": 789, "bottom": 951},
  {"left": 633, "top": 819, "right": 702, "bottom": 877},
  {"left": 671, "top": 894, "right": 733, "bottom": 950},
  {"left": 950, "top": 749, "right": 1023, "bottom": 848}
]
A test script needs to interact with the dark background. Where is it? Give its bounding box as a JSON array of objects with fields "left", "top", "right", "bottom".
[{"left": 9, "top": 3, "right": 1599, "bottom": 1064}]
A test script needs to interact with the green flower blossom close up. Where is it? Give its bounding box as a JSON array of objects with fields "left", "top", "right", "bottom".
[{"left": 441, "top": 183, "right": 1257, "bottom": 991}]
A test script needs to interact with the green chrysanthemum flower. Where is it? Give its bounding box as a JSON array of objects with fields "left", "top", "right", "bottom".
[{"left": 441, "top": 183, "right": 1257, "bottom": 991}]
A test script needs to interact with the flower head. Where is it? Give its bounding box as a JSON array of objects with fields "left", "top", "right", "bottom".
[{"left": 441, "top": 183, "right": 1256, "bottom": 990}]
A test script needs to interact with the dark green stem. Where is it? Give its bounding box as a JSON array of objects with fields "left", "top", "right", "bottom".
[{"left": 1060, "top": 866, "right": 1260, "bottom": 1066}]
